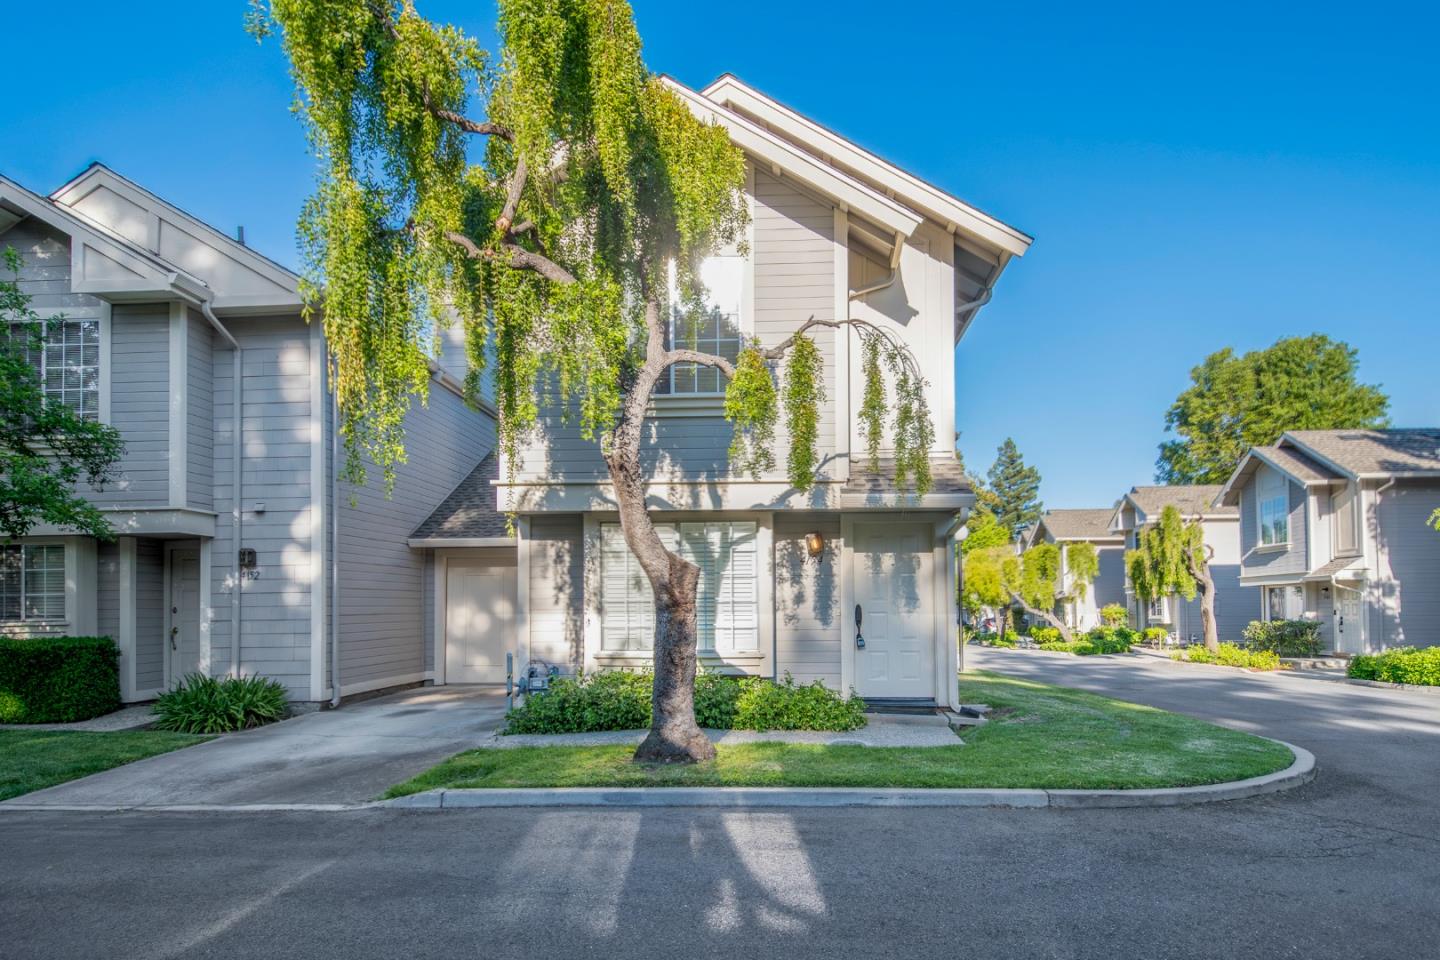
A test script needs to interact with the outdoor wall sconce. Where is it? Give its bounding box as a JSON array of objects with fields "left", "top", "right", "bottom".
[
  {"left": 804, "top": 531, "right": 825, "bottom": 558},
  {"left": 1320, "top": 585, "right": 1331, "bottom": 600}
]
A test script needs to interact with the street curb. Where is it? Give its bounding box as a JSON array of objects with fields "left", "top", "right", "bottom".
[
  {"left": 381, "top": 739, "right": 1315, "bottom": 811},
  {"left": 1, "top": 741, "right": 1313, "bottom": 814}
]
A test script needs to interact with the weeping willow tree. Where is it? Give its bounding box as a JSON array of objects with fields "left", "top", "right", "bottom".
[
  {"left": 251, "top": 0, "right": 934, "bottom": 763},
  {"left": 1127, "top": 505, "right": 1218, "bottom": 652},
  {"left": 999, "top": 542, "right": 1093, "bottom": 643}
]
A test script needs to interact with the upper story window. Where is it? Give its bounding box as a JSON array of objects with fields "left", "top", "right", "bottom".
[
  {"left": 0, "top": 544, "right": 66, "bottom": 622},
  {"left": 656, "top": 255, "right": 746, "bottom": 396},
  {"left": 600, "top": 521, "right": 759, "bottom": 655},
  {"left": 1257, "top": 467, "right": 1290, "bottom": 546},
  {"left": 8, "top": 318, "right": 101, "bottom": 420}
]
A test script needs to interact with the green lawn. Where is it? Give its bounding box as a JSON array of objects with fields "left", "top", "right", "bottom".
[
  {"left": 0, "top": 729, "right": 210, "bottom": 801},
  {"left": 385, "top": 672, "right": 1293, "bottom": 798}
]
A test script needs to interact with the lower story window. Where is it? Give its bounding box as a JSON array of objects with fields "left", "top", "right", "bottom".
[
  {"left": 0, "top": 544, "right": 65, "bottom": 621},
  {"left": 601, "top": 522, "right": 758, "bottom": 654},
  {"left": 1147, "top": 597, "right": 1169, "bottom": 622}
]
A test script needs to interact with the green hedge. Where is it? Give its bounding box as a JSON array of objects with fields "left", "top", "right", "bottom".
[
  {"left": 0, "top": 636, "right": 121, "bottom": 723},
  {"left": 973, "top": 630, "right": 1019, "bottom": 648},
  {"left": 1142, "top": 627, "right": 1170, "bottom": 646},
  {"left": 1242, "top": 619, "right": 1322, "bottom": 656},
  {"left": 1036, "top": 626, "right": 1136, "bottom": 656},
  {"left": 1029, "top": 626, "right": 1062, "bottom": 644},
  {"left": 1174, "top": 642, "right": 1282, "bottom": 671},
  {"left": 504, "top": 671, "right": 868, "bottom": 735},
  {"left": 1348, "top": 647, "right": 1440, "bottom": 686}
]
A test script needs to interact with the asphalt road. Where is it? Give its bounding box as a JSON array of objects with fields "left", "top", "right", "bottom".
[{"left": 3, "top": 650, "right": 1438, "bottom": 960}]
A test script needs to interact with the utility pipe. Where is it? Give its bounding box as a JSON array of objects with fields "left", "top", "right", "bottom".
[
  {"left": 331, "top": 381, "right": 341, "bottom": 708},
  {"left": 197, "top": 300, "right": 243, "bottom": 678}
]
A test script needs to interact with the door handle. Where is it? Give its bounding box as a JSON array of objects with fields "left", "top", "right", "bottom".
[{"left": 170, "top": 626, "right": 179, "bottom": 650}]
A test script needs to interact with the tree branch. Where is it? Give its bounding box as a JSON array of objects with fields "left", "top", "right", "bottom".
[
  {"left": 441, "top": 230, "right": 577, "bottom": 285},
  {"left": 665, "top": 349, "right": 736, "bottom": 379},
  {"left": 496, "top": 156, "right": 527, "bottom": 234}
]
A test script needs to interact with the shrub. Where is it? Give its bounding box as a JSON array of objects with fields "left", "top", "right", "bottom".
[
  {"left": 0, "top": 636, "right": 121, "bottom": 723},
  {"left": 1029, "top": 626, "right": 1062, "bottom": 644},
  {"left": 1242, "top": 619, "right": 1322, "bottom": 656},
  {"left": 503, "top": 670, "right": 867, "bottom": 734},
  {"left": 1348, "top": 647, "right": 1440, "bottom": 686},
  {"left": 1174, "top": 643, "right": 1282, "bottom": 671},
  {"left": 1142, "top": 627, "right": 1170, "bottom": 646},
  {"left": 974, "top": 630, "right": 1019, "bottom": 648},
  {"left": 152, "top": 674, "right": 289, "bottom": 733},
  {"left": 1083, "top": 626, "right": 1138, "bottom": 654},
  {"left": 1100, "top": 604, "right": 1129, "bottom": 628}
]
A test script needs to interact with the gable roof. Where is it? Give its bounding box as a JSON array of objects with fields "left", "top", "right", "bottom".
[
  {"left": 700, "top": 74, "right": 1033, "bottom": 259},
  {"left": 1282, "top": 429, "right": 1440, "bottom": 479},
  {"left": 407, "top": 454, "right": 511, "bottom": 545},
  {"left": 1217, "top": 429, "right": 1440, "bottom": 506},
  {"left": 662, "top": 77, "right": 923, "bottom": 246},
  {"left": 1033, "top": 508, "right": 1125, "bottom": 543},
  {"left": 0, "top": 172, "right": 208, "bottom": 302},
  {"left": 1121, "top": 485, "right": 1236, "bottom": 523},
  {"left": 49, "top": 164, "right": 301, "bottom": 314}
]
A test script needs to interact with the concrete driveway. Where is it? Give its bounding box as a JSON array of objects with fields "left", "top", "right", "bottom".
[{"left": 6, "top": 685, "right": 507, "bottom": 807}]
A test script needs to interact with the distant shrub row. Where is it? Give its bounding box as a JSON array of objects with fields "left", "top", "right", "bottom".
[{"left": 1348, "top": 647, "right": 1440, "bottom": 686}]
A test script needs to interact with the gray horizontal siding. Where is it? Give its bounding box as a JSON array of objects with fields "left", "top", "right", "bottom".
[
  {"left": 96, "top": 540, "right": 120, "bottom": 641},
  {"left": 135, "top": 538, "right": 165, "bottom": 691},
  {"left": 337, "top": 376, "right": 496, "bottom": 690},
  {"left": 529, "top": 515, "right": 583, "bottom": 672},
  {"left": 186, "top": 308, "right": 214, "bottom": 511},
  {"left": 90, "top": 304, "right": 171, "bottom": 507},
  {"left": 1374, "top": 479, "right": 1440, "bottom": 649},
  {"left": 774, "top": 515, "right": 841, "bottom": 689},
  {"left": 509, "top": 168, "right": 836, "bottom": 490},
  {"left": 1238, "top": 470, "right": 1308, "bottom": 576},
  {"left": 209, "top": 316, "right": 316, "bottom": 699},
  {"left": 1092, "top": 546, "right": 1127, "bottom": 609}
]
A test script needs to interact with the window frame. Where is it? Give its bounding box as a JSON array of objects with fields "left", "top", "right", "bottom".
[
  {"left": 655, "top": 253, "right": 750, "bottom": 399},
  {"left": 1256, "top": 467, "right": 1290, "bottom": 548},
  {"left": 0, "top": 542, "right": 68, "bottom": 623},
  {"left": 599, "top": 520, "right": 760, "bottom": 656},
  {"left": 9, "top": 316, "right": 103, "bottom": 421}
]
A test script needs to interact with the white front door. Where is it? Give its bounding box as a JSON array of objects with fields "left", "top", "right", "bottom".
[
  {"left": 167, "top": 548, "right": 202, "bottom": 684},
  {"left": 853, "top": 522, "right": 934, "bottom": 700},
  {"left": 445, "top": 561, "right": 516, "bottom": 683},
  {"left": 1334, "top": 585, "right": 1365, "bottom": 654}
]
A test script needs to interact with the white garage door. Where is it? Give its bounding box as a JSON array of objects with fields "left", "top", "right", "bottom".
[{"left": 445, "top": 560, "right": 516, "bottom": 684}]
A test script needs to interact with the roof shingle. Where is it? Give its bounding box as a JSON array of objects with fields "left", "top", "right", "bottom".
[
  {"left": 1285, "top": 429, "right": 1440, "bottom": 477},
  {"left": 1036, "top": 508, "right": 1124, "bottom": 542},
  {"left": 1126, "top": 485, "right": 1236, "bottom": 519},
  {"left": 408, "top": 453, "right": 511, "bottom": 541}
]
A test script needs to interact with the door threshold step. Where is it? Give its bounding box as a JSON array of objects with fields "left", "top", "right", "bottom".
[{"left": 863, "top": 699, "right": 940, "bottom": 716}]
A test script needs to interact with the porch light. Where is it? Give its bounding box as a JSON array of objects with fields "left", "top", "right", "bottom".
[{"left": 805, "top": 531, "right": 825, "bottom": 558}]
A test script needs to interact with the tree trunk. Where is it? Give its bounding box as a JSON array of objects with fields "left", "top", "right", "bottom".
[
  {"left": 603, "top": 294, "right": 716, "bottom": 764},
  {"left": 1011, "top": 594, "right": 1076, "bottom": 644},
  {"left": 1187, "top": 544, "right": 1220, "bottom": 652}
]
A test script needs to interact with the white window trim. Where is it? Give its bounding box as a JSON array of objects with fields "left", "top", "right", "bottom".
[
  {"left": 1256, "top": 468, "right": 1290, "bottom": 548},
  {"left": 9, "top": 305, "right": 108, "bottom": 424},
  {"left": 0, "top": 541, "right": 68, "bottom": 624},
  {"left": 598, "top": 519, "right": 762, "bottom": 657}
]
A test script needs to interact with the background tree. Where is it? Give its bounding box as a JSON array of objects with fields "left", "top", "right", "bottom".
[
  {"left": 1002, "top": 541, "right": 1094, "bottom": 643},
  {"left": 1063, "top": 541, "right": 1099, "bottom": 609},
  {"left": 960, "top": 507, "right": 1009, "bottom": 555},
  {"left": 1126, "top": 505, "right": 1218, "bottom": 651},
  {"left": 1, "top": 248, "right": 123, "bottom": 542},
  {"left": 985, "top": 437, "right": 1042, "bottom": 539},
  {"left": 253, "top": 0, "right": 934, "bottom": 763},
  {"left": 962, "top": 545, "right": 1013, "bottom": 637},
  {"left": 1157, "top": 334, "right": 1390, "bottom": 484}
]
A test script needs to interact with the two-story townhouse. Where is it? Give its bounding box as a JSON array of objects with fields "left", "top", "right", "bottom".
[
  {"left": 1109, "top": 485, "right": 1257, "bottom": 643},
  {"left": 0, "top": 164, "right": 493, "bottom": 707},
  {"left": 1215, "top": 429, "right": 1440, "bottom": 654},
  {"left": 409, "top": 75, "right": 1032, "bottom": 710},
  {"left": 1022, "top": 508, "right": 1127, "bottom": 631}
]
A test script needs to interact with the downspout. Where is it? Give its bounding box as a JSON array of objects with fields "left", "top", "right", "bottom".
[
  {"left": 197, "top": 300, "right": 243, "bottom": 678},
  {"left": 330, "top": 382, "right": 341, "bottom": 707}
]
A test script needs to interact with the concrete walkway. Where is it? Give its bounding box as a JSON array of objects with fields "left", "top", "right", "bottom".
[
  {"left": 490, "top": 713, "right": 961, "bottom": 749},
  {"left": 0, "top": 704, "right": 157, "bottom": 732},
  {"left": 4, "top": 685, "right": 507, "bottom": 807}
]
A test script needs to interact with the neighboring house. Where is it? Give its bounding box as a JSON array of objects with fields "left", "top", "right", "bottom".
[
  {"left": 0, "top": 164, "right": 492, "bottom": 705},
  {"left": 412, "top": 75, "right": 1031, "bottom": 710},
  {"left": 1022, "top": 508, "right": 1126, "bottom": 631},
  {"left": 1215, "top": 429, "right": 1440, "bottom": 654},
  {"left": 1109, "top": 485, "right": 1256, "bottom": 643}
]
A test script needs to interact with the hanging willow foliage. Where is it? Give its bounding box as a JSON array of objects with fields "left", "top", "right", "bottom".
[{"left": 252, "top": 0, "right": 934, "bottom": 499}]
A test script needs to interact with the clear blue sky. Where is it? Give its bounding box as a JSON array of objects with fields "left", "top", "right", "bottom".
[{"left": 5, "top": 2, "right": 1437, "bottom": 507}]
